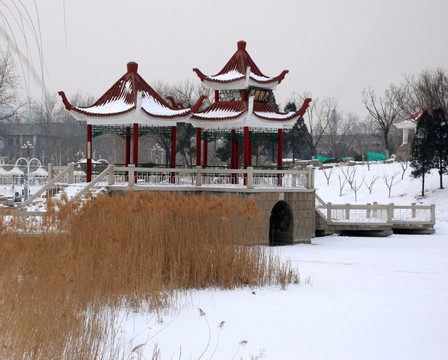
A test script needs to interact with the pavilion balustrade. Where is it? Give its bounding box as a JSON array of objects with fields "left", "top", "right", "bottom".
[{"left": 45, "top": 164, "right": 315, "bottom": 190}]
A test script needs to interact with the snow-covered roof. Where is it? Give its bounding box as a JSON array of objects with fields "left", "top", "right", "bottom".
[
  {"left": 193, "top": 41, "right": 288, "bottom": 91},
  {"left": 31, "top": 167, "right": 48, "bottom": 177},
  {"left": 395, "top": 106, "right": 448, "bottom": 130},
  {"left": 189, "top": 97, "right": 311, "bottom": 130},
  {"left": 394, "top": 119, "right": 417, "bottom": 130},
  {"left": 0, "top": 166, "right": 9, "bottom": 176},
  {"left": 59, "top": 62, "right": 191, "bottom": 126},
  {"left": 8, "top": 166, "right": 23, "bottom": 175}
]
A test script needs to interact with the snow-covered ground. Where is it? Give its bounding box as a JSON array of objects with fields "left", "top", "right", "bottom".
[
  {"left": 4, "top": 162, "right": 448, "bottom": 359},
  {"left": 104, "top": 162, "right": 448, "bottom": 359}
]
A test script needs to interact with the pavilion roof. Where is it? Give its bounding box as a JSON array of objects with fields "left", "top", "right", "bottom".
[
  {"left": 395, "top": 105, "right": 448, "bottom": 129},
  {"left": 59, "top": 62, "right": 191, "bottom": 126},
  {"left": 193, "top": 41, "right": 288, "bottom": 91},
  {"left": 190, "top": 98, "right": 311, "bottom": 130}
]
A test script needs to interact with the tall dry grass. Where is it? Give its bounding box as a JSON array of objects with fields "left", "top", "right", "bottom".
[{"left": 0, "top": 191, "right": 300, "bottom": 359}]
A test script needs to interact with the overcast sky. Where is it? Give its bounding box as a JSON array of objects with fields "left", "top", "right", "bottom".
[{"left": 6, "top": 0, "right": 448, "bottom": 118}]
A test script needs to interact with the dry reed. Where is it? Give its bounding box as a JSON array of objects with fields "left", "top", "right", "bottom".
[{"left": 0, "top": 191, "right": 299, "bottom": 359}]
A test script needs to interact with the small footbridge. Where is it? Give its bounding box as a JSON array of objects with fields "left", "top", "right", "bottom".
[
  {"left": 315, "top": 194, "right": 435, "bottom": 236},
  {"left": 2, "top": 164, "right": 436, "bottom": 241}
]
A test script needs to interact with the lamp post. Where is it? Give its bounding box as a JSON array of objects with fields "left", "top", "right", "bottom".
[{"left": 18, "top": 141, "right": 39, "bottom": 202}]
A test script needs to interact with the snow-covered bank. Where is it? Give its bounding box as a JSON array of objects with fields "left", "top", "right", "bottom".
[
  {"left": 114, "top": 227, "right": 448, "bottom": 360},
  {"left": 108, "top": 163, "right": 447, "bottom": 359}
]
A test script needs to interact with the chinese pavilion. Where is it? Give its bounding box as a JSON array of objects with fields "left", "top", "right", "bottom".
[
  {"left": 58, "top": 41, "right": 311, "bottom": 182},
  {"left": 58, "top": 62, "right": 192, "bottom": 181},
  {"left": 191, "top": 40, "right": 311, "bottom": 171}
]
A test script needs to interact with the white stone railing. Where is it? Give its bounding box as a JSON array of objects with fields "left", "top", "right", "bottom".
[
  {"left": 10, "top": 164, "right": 313, "bottom": 211},
  {"left": 108, "top": 165, "right": 314, "bottom": 190},
  {"left": 315, "top": 194, "right": 435, "bottom": 225}
]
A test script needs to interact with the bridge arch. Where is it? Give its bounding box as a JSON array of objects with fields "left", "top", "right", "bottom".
[{"left": 269, "top": 200, "right": 294, "bottom": 246}]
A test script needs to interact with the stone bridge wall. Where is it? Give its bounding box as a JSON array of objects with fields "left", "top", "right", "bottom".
[{"left": 109, "top": 188, "right": 316, "bottom": 245}]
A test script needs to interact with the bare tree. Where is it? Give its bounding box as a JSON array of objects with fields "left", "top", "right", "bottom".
[
  {"left": 337, "top": 174, "right": 347, "bottom": 196},
  {"left": 151, "top": 80, "right": 212, "bottom": 166},
  {"left": 351, "top": 178, "right": 363, "bottom": 202},
  {"left": 289, "top": 92, "right": 330, "bottom": 158},
  {"left": 341, "top": 166, "right": 357, "bottom": 189},
  {"left": 400, "top": 160, "right": 409, "bottom": 180},
  {"left": 0, "top": 50, "right": 23, "bottom": 121},
  {"left": 362, "top": 174, "right": 379, "bottom": 194},
  {"left": 382, "top": 171, "right": 401, "bottom": 198},
  {"left": 321, "top": 166, "right": 335, "bottom": 186},
  {"left": 392, "top": 68, "right": 448, "bottom": 119},
  {"left": 320, "top": 111, "right": 361, "bottom": 158},
  {"left": 362, "top": 86, "right": 402, "bottom": 158}
]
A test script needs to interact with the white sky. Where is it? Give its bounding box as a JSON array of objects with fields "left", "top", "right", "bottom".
[{"left": 5, "top": 0, "right": 448, "bottom": 118}]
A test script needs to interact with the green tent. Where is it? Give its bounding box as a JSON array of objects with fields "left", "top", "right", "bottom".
[{"left": 366, "top": 151, "right": 387, "bottom": 161}]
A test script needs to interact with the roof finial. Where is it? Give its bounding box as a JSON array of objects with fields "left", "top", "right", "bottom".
[
  {"left": 237, "top": 41, "right": 246, "bottom": 51},
  {"left": 127, "top": 62, "right": 138, "bottom": 74}
]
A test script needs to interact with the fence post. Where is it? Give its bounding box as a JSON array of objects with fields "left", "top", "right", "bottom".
[
  {"left": 195, "top": 166, "right": 202, "bottom": 186},
  {"left": 345, "top": 204, "right": 350, "bottom": 220},
  {"left": 108, "top": 164, "right": 115, "bottom": 185},
  {"left": 372, "top": 201, "right": 377, "bottom": 217},
  {"left": 411, "top": 202, "right": 416, "bottom": 218},
  {"left": 308, "top": 167, "right": 314, "bottom": 189},
  {"left": 327, "top": 202, "right": 332, "bottom": 221},
  {"left": 247, "top": 167, "right": 254, "bottom": 189},
  {"left": 47, "top": 163, "right": 53, "bottom": 182},
  {"left": 67, "top": 163, "right": 74, "bottom": 184},
  {"left": 292, "top": 171, "right": 297, "bottom": 187},
  {"left": 387, "top": 203, "right": 394, "bottom": 223},
  {"left": 366, "top": 203, "right": 371, "bottom": 218},
  {"left": 128, "top": 164, "right": 135, "bottom": 187},
  {"left": 431, "top": 204, "right": 436, "bottom": 224}
]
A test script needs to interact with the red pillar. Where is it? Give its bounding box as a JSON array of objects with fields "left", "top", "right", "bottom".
[
  {"left": 170, "top": 125, "right": 176, "bottom": 183},
  {"left": 125, "top": 126, "right": 131, "bottom": 166},
  {"left": 243, "top": 126, "right": 250, "bottom": 169},
  {"left": 196, "top": 127, "right": 202, "bottom": 167},
  {"left": 215, "top": 90, "right": 219, "bottom": 103},
  {"left": 202, "top": 132, "right": 208, "bottom": 168},
  {"left": 170, "top": 125, "right": 176, "bottom": 168},
  {"left": 133, "top": 123, "right": 139, "bottom": 184},
  {"left": 86, "top": 124, "right": 92, "bottom": 182},
  {"left": 243, "top": 126, "right": 249, "bottom": 185},
  {"left": 133, "top": 123, "right": 139, "bottom": 165},
  {"left": 231, "top": 129, "right": 236, "bottom": 169},
  {"left": 231, "top": 129, "right": 236, "bottom": 184},
  {"left": 277, "top": 129, "right": 283, "bottom": 169},
  {"left": 249, "top": 131, "right": 253, "bottom": 166},
  {"left": 277, "top": 129, "right": 283, "bottom": 186},
  {"left": 235, "top": 140, "right": 239, "bottom": 168}
]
